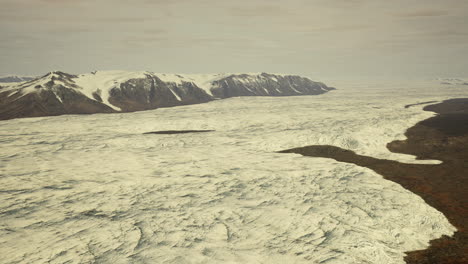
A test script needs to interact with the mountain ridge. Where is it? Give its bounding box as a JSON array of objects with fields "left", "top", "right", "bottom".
[
  {"left": 0, "top": 70, "right": 335, "bottom": 120},
  {"left": 0, "top": 75, "right": 36, "bottom": 83}
]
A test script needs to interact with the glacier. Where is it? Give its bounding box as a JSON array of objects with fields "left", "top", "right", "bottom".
[{"left": 0, "top": 79, "right": 467, "bottom": 263}]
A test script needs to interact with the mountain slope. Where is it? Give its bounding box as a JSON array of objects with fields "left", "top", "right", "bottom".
[
  {"left": 0, "top": 71, "right": 335, "bottom": 120},
  {"left": 211, "top": 73, "right": 331, "bottom": 97}
]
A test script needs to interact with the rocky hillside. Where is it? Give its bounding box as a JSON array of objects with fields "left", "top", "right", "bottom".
[{"left": 0, "top": 71, "right": 335, "bottom": 120}]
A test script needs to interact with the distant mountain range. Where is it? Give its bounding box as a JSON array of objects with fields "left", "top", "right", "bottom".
[
  {"left": 438, "top": 78, "right": 468, "bottom": 86},
  {"left": 0, "top": 76, "right": 36, "bottom": 83},
  {"left": 0, "top": 71, "right": 335, "bottom": 120}
]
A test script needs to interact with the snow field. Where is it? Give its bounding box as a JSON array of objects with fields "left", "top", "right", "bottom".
[{"left": 0, "top": 80, "right": 466, "bottom": 263}]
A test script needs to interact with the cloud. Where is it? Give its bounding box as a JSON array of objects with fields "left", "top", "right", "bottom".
[
  {"left": 39, "top": 0, "right": 88, "bottom": 3},
  {"left": 286, "top": 24, "right": 371, "bottom": 34},
  {"left": 1, "top": 0, "right": 467, "bottom": 77},
  {"left": 395, "top": 9, "right": 450, "bottom": 17},
  {"left": 228, "top": 5, "right": 292, "bottom": 17}
]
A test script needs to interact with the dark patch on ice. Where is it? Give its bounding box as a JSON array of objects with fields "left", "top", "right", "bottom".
[
  {"left": 80, "top": 209, "right": 111, "bottom": 219},
  {"left": 43, "top": 185, "right": 73, "bottom": 190},
  {"left": 143, "top": 130, "right": 215, "bottom": 134}
]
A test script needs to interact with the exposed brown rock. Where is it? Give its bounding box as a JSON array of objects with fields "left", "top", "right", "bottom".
[{"left": 279, "top": 98, "right": 468, "bottom": 264}]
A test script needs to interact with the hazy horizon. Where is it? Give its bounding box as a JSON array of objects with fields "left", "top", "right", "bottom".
[{"left": 1, "top": 0, "right": 467, "bottom": 79}]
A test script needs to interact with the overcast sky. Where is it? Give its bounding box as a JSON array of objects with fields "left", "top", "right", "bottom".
[{"left": 1, "top": 0, "right": 467, "bottom": 79}]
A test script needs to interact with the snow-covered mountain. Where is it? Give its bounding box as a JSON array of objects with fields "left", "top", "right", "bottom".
[
  {"left": 0, "top": 71, "right": 335, "bottom": 120},
  {"left": 0, "top": 75, "right": 36, "bottom": 83}
]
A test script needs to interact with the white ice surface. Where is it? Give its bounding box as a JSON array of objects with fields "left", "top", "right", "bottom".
[{"left": 0, "top": 80, "right": 466, "bottom": 264}]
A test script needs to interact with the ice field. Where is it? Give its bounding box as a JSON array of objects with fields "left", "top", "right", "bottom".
[{"left": 1, "top": 80, "right": 467, "bottom": 263}]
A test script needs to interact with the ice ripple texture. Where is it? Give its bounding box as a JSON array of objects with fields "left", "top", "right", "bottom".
[{"left": 0, "top": 80, "right": 466, "bottom": 264}]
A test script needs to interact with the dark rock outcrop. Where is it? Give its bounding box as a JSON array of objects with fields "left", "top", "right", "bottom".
[
  {"left": 108, "top": 75, "right": 213, "bottom": 112},
  {"left": 0, "top": 87, "right": 116, "bottom": 121},
  {"left": 211, "top": 73, "right": 333, "bottom": 98}
]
